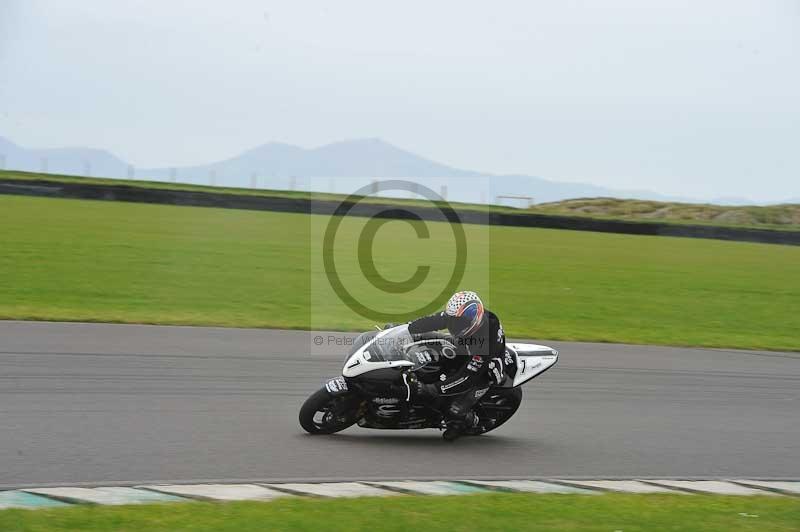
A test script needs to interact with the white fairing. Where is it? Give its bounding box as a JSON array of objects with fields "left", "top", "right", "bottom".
[
  {"left": 342, "top": 329, "right": 414, "bottom": 378},
  {"left": 507, "top": 343, "right": 559, "bottom": 387},
  {"left": 341, "top": 329, "right": 558, "bottom": 386}
]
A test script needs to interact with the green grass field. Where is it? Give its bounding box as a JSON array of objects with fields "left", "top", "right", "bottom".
[
  {"left": 0, "top": 494, "right": 798, "bottom": 532},
  {"left": 2, "top": 195, "right": 799, "bottom": 350}
]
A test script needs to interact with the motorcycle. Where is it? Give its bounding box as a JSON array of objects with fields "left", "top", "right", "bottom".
[{"left": 299, "top": 325, "right": 558, "bottom": 438}]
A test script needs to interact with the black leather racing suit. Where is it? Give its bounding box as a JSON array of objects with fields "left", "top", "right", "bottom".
[{"left": 408, "top": 309, "right": 507, "bottom": 422}]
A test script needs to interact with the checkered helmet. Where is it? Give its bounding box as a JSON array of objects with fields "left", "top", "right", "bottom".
[{"left": 444, "top": 291, "right": 486, "bottom": 337}]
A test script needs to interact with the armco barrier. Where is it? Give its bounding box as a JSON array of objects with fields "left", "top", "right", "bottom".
[{"left": 2, "top": 178, "right": 798, "bottom": 246}]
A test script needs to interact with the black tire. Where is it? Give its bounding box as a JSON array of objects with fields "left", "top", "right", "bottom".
[
  {"left": 299, "top": 388, "right": 359, "bottom": 435},
  {"left": 469, "top": 387, "right": 523, "bottom": 435}
]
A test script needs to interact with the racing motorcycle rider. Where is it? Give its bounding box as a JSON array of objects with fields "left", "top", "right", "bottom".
[{"left": 407, "top": 291, "right": 507, "bottom": 441}]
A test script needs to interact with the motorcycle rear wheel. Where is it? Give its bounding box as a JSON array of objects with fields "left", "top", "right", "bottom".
[{"left": 299, "top": 388, "right": 359, "bottom": 435}]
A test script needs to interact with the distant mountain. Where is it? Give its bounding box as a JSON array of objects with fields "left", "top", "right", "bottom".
[
  {"left": 138, "top": 138, "right": 482, "bottom": 186},
  {"left": 0, "top": 134, "right": 774, "bottom": 205},
  {"left": 0, "top": 136, "right": 129, "bottom": 178}
]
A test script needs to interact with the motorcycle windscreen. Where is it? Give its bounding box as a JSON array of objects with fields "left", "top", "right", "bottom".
[
  {"left": 342, "top": 326, "right": 416, "bottom": 378},
  {"left": 363, "top": 326, "right": 414, "bottom": 362}
]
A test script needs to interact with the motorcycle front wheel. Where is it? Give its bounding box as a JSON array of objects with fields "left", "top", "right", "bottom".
[
  {"left": 469, "top": 387, "right": 523, "bottom": 435},
  {"left": 299, "top": 388, "right": 359, "bottom": 434}
]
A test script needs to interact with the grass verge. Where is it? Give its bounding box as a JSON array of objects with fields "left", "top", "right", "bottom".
[
  {"left": 0, "top": 169, "right": 506, "bottom": 212},
  {"left": 2, "top": 195, "right": 799, "bottom": 350},
  {"left": 0, "top": 493, "right": 798, "bottom": 532},
  {"left": 530, "top": 197, "right": 800, "bottom": 231}
]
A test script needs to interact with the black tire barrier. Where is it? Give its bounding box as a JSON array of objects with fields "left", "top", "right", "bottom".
[{"left": 2, "top": 178, "right": 798, "bottom": 247}]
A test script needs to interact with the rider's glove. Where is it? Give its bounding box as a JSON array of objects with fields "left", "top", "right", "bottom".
[
  {"left": 405, "top": 373, "right": 437, "bottom": 399},
  {"left": 419, "top": 382, "right": 438, "bottom": 398}
]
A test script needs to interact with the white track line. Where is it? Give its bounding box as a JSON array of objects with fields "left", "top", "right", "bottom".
[
  {"left": 729, "top": 480, "right": 800, "bottom": 495},
  {"left": 465, "top": 480, "right": 596, "bottom": 494},
  {"left": 141, "top": 484, "right": 290, "bottom": 501},
  {"left": 23, "top": 487, "right": 186, "bottom": 505},
  {"left": 642, "top": 480, "right": 778, "bottom": 496},
  {"left": 555, "top": 480, "right": 682, "bottom": 494},
  {"left": 367, "top": 481, "right": 488, "bottom": 496},
  {"left": 261, "top": 482, "right": 398, "bottom": 498}
]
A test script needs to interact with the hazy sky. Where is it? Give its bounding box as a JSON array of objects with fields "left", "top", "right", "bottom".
[{"left": 1, "top": 1, "right": 798, "bottom": 201}]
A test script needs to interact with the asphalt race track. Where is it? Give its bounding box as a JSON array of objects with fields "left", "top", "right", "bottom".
[{"left": 1, "top": 321, "right": 798, "bottom": 488}]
